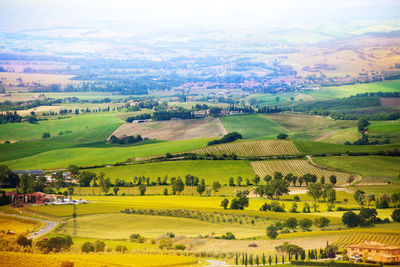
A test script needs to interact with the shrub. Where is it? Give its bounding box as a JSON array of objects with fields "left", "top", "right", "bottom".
[
  {"left": 93, "top": 240, "right": 105, "bottom": 252},
  {"left": 42, "top": 132, "right": 51, "bottom": 139},
  {"left": 16, "top": 235, "right": 32, "bottom": 247},
  {"left": 115, "top": 245, "right": 128, "bottom": 253},
  {"left": 159, "top": 239, "right": 173, "bottom": 250},
  {"left": 81, "top": 242, "right": 94, "bottom": 253},
  {"left": 174, "top": 244, "right": 186, "bottom": 250}
]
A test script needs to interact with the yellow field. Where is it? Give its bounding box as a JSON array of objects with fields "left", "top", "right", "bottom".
[
  {"left": 0, "top": 252, "right": 198, "bottom": 267},
  {"left": 0, "top": 216, "right": 43, "bottom": 237},
  {"left": 192, "top": 140, "right": 300, "bottom": 156},
  {"left": 251, "top": 160, "right": 351, "bottom": 185}
]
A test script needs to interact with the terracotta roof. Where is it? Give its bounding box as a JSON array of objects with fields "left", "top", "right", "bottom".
[{"left": 349, "top": 241, "right": 400, "bottom": 250}]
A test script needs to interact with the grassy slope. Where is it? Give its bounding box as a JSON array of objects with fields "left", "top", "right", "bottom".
[
  {"left": 91, "top": 160, "right": 255, "bottom": 185},
  {"left": 369, "top": 120, "right": 400, "bottom": 133},
  {"left": 306, "top": 79, "right": 400, "bottom": 99},
  {"left": 294, "top": 140, "right": 400, "bottom": 154},
  {"left": 313, "top": 155, "right": 400, "bottom": 182},
  {"left": 220, "top": 114, "right": 286, "bottom": 139},
  {"left": 0, "top": 113, "right": 123, "bottom": 142},
  {"left": 2, "top": 138, "right": 209, "bottom": 170}
]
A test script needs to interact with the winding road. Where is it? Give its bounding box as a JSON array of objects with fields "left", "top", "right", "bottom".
[{"left": 0, "top": 213, "right": 57, "bottom": 239}]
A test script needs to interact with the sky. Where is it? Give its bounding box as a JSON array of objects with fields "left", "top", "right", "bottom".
[{"left": 0, "top": 0, "right": 399, "bottom": 31}]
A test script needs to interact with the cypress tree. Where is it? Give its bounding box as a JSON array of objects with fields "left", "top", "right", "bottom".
[
  {"left": 249, "top": 254, "right": 253, "bottom": 266},
  {"left": 268, "top": 255, "right": 272, "bottom": 265},
  {"left": 282, "top": 255, "right": 284, "bottom": 264},
  {"left": 275, "top": 254, "right": 278, "bottom": 265},
  {"left": 262, "top": 253, "right": 266, "bottom": 266},
  {"left": 255, "top": 254, "right": 259, "bottom": 266},
  {"left": 245, "top": 253, "right": 248, "bottom": 266},
  {"left": 235, "top": 253, "right": 238, "bottom": 265}
]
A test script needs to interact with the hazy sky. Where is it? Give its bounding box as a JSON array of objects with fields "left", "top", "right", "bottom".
[{"left": 0, "top": 0, "right": 399, "bottom": 30}]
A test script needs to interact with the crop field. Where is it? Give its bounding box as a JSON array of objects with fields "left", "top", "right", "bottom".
[
  {"left": 332, "top": 232, "right": 400, "bottom": 248},
  {"left": 0, "top": 215, "right": 44, "bottom": 236},
  {"left": 368, "top": 120, "right": 400, "bottom": 133},
  {"left": 0, "top": 252, "right": 198, "bottom": 267},
  {"left": 251, "top": 159, "right": 352, "bottom": 185},
  {"left": 91, "top": 160, "right": 254, "bottom": 184},
  {"left": 64, "top": 213, "right": 266, "bottom": 239},
  {"left": 0, "top": 72, "right": 75, "bottom": 85},
  {"left": 305, "top": 79, "right": 400, "bottom": 99},
  {"left": 1, "top": 138, "right": 209, "bottom": 170},
  {"left": 192, "top": 140, "right": 300, "bottom": 156},
  {"left": 110, "top": 118, "right": 226, "bottom": 141},
  {"left": 312, "top": 156, "right": 400, "bottom": 184},
  {"left": 220, "top": 114, "right": 287, "bottom": 139},
  {"left": 294, "top": 140, "right": 400, "bottom": 155}
]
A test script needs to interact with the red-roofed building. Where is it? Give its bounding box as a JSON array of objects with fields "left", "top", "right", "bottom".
[{"left": 348, "top": 241, "right": 400, "bottom": 263}]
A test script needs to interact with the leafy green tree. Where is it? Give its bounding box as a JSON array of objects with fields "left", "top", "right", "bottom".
[
  {"left": 329, "top": 175, "right": 337, "bottom": 186},
  {"left": 212, "top": 181, "right": 221, "bottom": 194},
  {"left": 354, "top": 189, "right": 365, "bottom": 206},
  {"left": 0, "top": 165, "right": 19, "bottom": 188},
  {"left": 139, "top": 184, "right": 146, "bottom": 196},
  {"left": 78, "top": 171, "right": 96, "bottom": 187},
  {"left": 266, "top": 224, "right": 278, "bottom": 239},
  {"left": 299, "top": 218, "right": 312, "bottom": 231},
  {"left": 94, "top": 240, "right": 105, "bottom": 252},
  {"left": 229, "top": 177, "right": 235, "bottom": 186},
  {"left": 284, "top": 217, "right": 298, "bottom": 229},
  {"left": 196, "top": 179, "right": 206, "bottom": 196},
  {"left": 307, "top": 183, "right": 322, "bottom": 202},
  {"left": 52, "top": 171, "right": 64, "bottom": 190},
  {"left": 220, "top": 198, "right": 229, "bottom": 209},
  {"left": 263, "top": 175, "right": 272, "bottom": 184},
  {"left": 230, "top": 190, "right": 249, "bottom": 210},
  {"left": 17, "top": 235, "right": 32, "bottom": 247},
  {"left": 42, "top": 132, "right": 51, "bottom": 139},
  {"left": 253, "top": 175, "right": 261, "bottom": 186},
  {"left": 342, "top": 211, "right": 359, "bottom": 228},
  {"left": 277, "top": 133, "right": 288, "bottom": 139},
  {"left": 236, "top": 176, "right": 242, "bottom": 186},
  {"left": 113, "top": 186, "right": 119, "bottom": 196},
  {"left": 391, "top": 209, "right": 400, "bottom": 222},
  {"left": 81, "top": 242, "right": 95, "bottom": 253}
]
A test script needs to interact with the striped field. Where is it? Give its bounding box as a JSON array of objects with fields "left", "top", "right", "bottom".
[
  {"left": 251, "top": 160, "right": 351, "bottom": 185},
  {"left": 192, "top": 140, "right": 300, "bottom": 156},
  {"left": 333, "top": 232, "right": 400, "bottom": 248}
]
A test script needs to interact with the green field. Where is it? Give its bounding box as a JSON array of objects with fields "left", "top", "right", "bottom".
[
  {"left": 369, "top": 120, "right": 400, "bottom": 133},
  {"left": 220, "top": 114, "right": 286, "bottom": 139},
  {"left": 294, "top": 140, "right": 400, "bottom": 155},
  {"left": 306, "top": 80, "right": 400, "bottom": 99},
  {"left": 0, "top": 113, "right": 123, "bottom": 142},
  {"left": 313, "top": 156, "right": 400, "bottom": 183},
  {"left": 91, "top": 160, "right": 255, "bottom": 185},
  {"left": 1, "top": 138, "right": 210, "bottom": 170}
]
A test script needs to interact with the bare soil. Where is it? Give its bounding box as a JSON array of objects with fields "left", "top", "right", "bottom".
[{"left": 108, "top": 118, "right": 227, "bottom": 141}]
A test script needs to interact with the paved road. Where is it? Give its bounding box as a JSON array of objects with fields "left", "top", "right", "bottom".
[{"left": 0, "top": 213, "right": 57, "bottom": 239}]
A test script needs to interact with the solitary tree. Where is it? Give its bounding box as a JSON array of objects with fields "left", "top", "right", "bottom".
[
  {"left": 139, "top": 184, "right": 146, "bottom": 196},
  {"left": 329, "top": 175, "right": 337, "bottom": 186},
  {"left": 113, "top": 186, "right": 120, "bottom": 196},
  {"left": 197, "top": 179, "right": 206, "bottom": 195},
  {"left": 266, "top": 224, "right": 278, "bottom": 239},
  {"left": 220, "top": 198, "right": 229, "bottom": 209}
]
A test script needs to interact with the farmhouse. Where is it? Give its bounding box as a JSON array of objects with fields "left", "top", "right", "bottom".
[
  {"left": 348, "top": 241, "right": 400, "bottom": 263},
  {"left": 12, "top": 170, "right": 45, "bottom": 177}
]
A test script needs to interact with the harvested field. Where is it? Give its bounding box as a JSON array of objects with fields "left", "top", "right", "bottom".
[
  {"left": 251, "top": 159, "right": 352, "bottom": 185},
  {"left": 332, "top": 232, "right": 400, "bottom": 248},
  {"left": 192, "top": 140, "right": 300, "bottom": 156},
  {"left": 108, "top": 118, "right": 226, "bottom": 141},
  {"left": 381, "top": 97, "right": 400, "bottom": 106}
]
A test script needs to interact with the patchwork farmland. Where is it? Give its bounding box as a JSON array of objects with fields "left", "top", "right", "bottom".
[
  {"left": 251, "top": 159, "right": 352, "bottom": 185},
  {"left": 192, "top": 140, "right": 300, "bottom": 156}
]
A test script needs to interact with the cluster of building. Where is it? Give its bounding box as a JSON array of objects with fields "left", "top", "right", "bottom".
[
  {"left": 348, "top": 241, "right": 400, "bottom": 264},
  {"left": 12, "top": 169, "right": 75, "bottom": 185},
  {"left": 4, "top": 191, "right": 86, "bottom": 205}
]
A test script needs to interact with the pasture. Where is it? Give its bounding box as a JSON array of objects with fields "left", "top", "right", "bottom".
[
  {"left": 1, "top": 138, "right": 210, "bottom": 170},
  {"left": 0, "top": 113, "right": 123, "bottom": 143},
  {"left": 220, "top": 114, "right": 286, "bottom": 139},
  {"left": 305, "top": 79, "right": 400, "bottom": 99},
  {"left": 192, "top": 140, "right": 300, "bottom": 156},
  {"left": 91, "top": 160, "right": 255, "bottom": 185},
  {"left": 251, "top": 159, "right": 352, "bottom": 185},
  {"left": 110, "top": 118, "right": 226, "bottom": 141},
  {"left": 0, "top": 252, "right": 198, "bottom": 267},
  {"left": 312, "top": 156, "right": 400, "bottom": 184}
]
